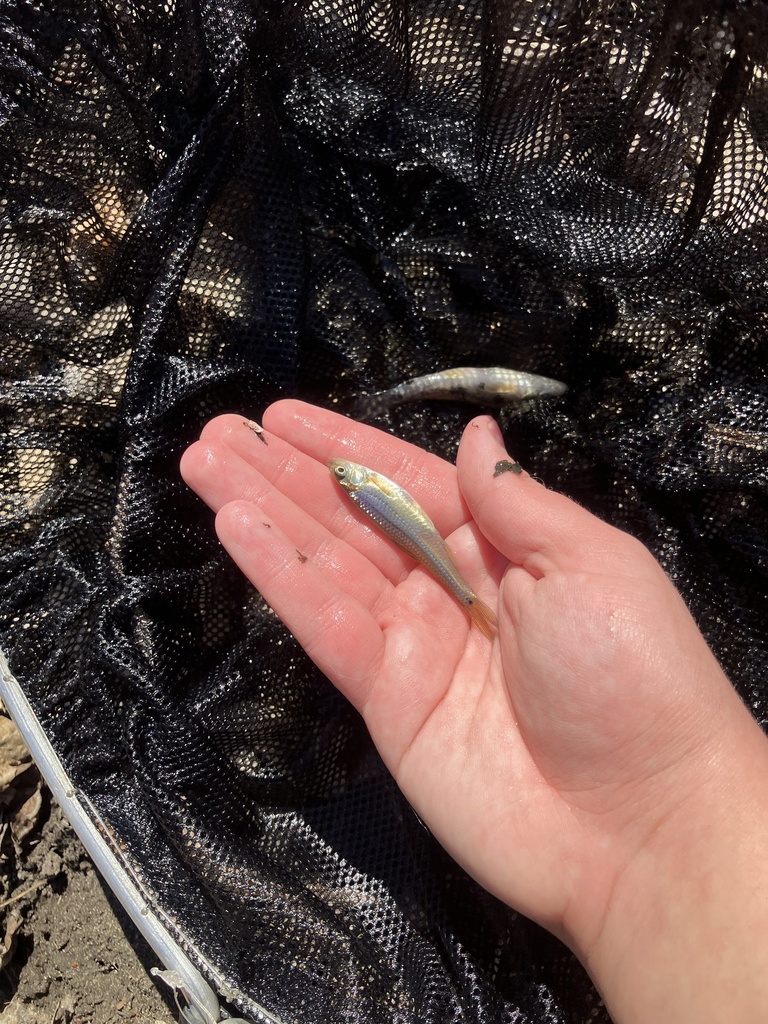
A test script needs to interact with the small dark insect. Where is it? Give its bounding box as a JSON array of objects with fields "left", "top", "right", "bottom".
[
  {"left": 296, "top": 550, "right": 307, "bottom": 563},
  {"left": 493, "top": 459, "right": 523, "bottom": 477}
]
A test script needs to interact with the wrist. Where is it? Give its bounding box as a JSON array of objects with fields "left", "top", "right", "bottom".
[{"left": 579, "top": 712, "right": 768, "bottom": 1024}]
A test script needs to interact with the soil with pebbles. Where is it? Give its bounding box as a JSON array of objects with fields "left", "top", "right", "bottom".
[{"left": 1, "top": 708, "right": 176, "bottom": 1024}]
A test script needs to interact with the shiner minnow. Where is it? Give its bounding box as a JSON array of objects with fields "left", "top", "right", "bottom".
[
  {"left": 329, "top": 458, "right": 497, "bottom": 640},
  {"left": 357, "top": 366, "right": 567, "bottom": 416}
]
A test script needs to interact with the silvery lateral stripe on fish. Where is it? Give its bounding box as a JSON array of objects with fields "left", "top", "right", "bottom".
[
  {"left": 328, "top": 458, "right": 497, "bottom": 639},
  {"left": 357, "top": 366, "right": 567, "bottom": 416}
]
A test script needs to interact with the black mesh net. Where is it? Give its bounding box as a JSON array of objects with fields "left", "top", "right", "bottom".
[{"left": 1, "top": 1, "right": 767, "bottom": 1020}]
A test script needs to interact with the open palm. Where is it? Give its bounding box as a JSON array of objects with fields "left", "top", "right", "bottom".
[{"left": 180, "top": 400, "right": 746, "bottom": 958}]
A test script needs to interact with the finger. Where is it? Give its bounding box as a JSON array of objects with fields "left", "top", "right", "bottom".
[
  {"left": 181, "top": 438, "right": 400, "bottom": 608},
  {"left": 181, "top": 435, "right": 255, "bottom": 513},
  {"left": 457, "top": 417, "right": 644, "bottom": 577},
  {"left": 261, "top": 400, "right": 470, "bottom": 536},
  {"left": 445, "top": 518, "right": 510, "bottom": 597},
  {"left": 184, "top": 428, "right": 332, "bottom": 520},
  {"left": 187, "top": 423, "right": 423, "bottom": 585},
  {"left": 216, "top": 500, "right": 384, "bottom": 711},
  {"left": 199, "top": 414, "right": 351, "bottom": 533},
  {"left": 256, "top": 403, "right": 505, "bottom": 598}
]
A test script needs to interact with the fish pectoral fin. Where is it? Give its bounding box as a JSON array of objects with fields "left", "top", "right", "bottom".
[{"left": 374, "top": 477, "right": 402, "bottom": 500}]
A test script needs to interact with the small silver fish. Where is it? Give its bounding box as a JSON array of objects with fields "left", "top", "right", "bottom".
[
  {"left": 329, "top": 458, "right": 497, "bottom": 639},
  {"left": 357, "top": 366, "right": 567, "bottom": 417}
]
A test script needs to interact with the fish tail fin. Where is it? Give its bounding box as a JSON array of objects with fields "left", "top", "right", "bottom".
[
  {"left": 349, "top": 392, "right": 390, "bottom": 421},
  {"left": 468, "top": 596, "right": 497, "bottom": 640}
]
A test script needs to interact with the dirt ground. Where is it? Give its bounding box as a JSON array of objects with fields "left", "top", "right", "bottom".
[{"left": 1, "top": 707, "right": 177, "bottom": 1024}]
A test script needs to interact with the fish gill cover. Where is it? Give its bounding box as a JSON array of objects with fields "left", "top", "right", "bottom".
[{"left": 1, "top": 1, "right": 767, "bottom": 1021}]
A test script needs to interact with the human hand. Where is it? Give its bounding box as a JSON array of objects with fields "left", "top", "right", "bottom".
[{"left": 181, "top": 401, "right": 768, "bottom": 1023}]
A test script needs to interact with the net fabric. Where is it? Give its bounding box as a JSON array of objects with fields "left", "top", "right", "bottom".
[{"left": 1, "top": 0, "right": 767, "bottom": 1020}]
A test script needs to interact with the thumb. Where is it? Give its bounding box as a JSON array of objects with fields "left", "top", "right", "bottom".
[
  {"left": 455, "top": 417, "right": 638, "bottom": 577},
  {"left": 456, "top": 416, "right": 744, "bottom": 790}
]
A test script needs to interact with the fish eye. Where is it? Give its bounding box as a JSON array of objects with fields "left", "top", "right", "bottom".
[{"left": 334, "top": 465, "right": 347, "bottom": 478}]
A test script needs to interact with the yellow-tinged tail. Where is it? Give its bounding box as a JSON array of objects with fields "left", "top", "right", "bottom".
[{"left": 468, "top": 596, "right": 497, "bottom": 640}]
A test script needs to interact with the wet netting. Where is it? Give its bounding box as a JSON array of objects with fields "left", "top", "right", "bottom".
[{"left": 2, "top": 1, "right": 768, "bottom": 1020}]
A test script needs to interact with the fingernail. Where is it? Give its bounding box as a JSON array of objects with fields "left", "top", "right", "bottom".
[{"left": 485, "top": 417, "right": 505, "bottom": 445}]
